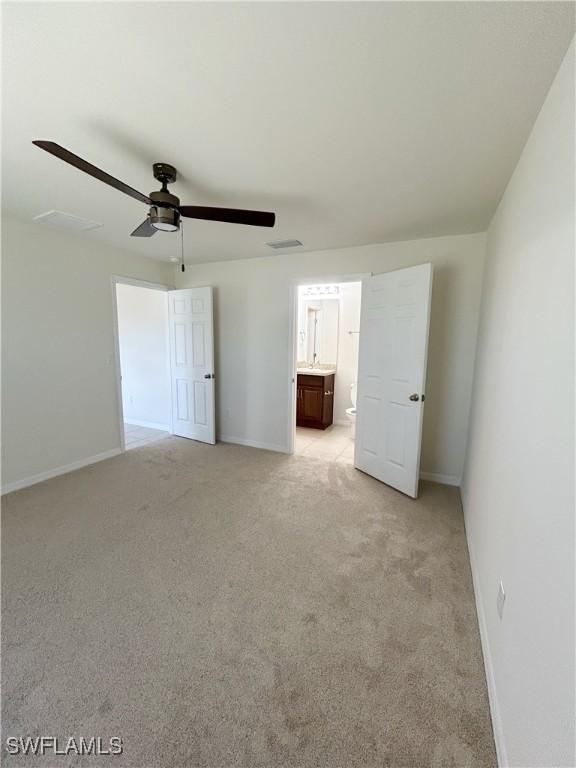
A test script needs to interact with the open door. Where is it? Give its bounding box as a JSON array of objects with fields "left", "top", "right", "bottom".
[
  {"left": 168, "top": 287, "right": 216, "bottom": 444},
  {"left": 355, "top": 264, "right": 432, "bottom": 497}
]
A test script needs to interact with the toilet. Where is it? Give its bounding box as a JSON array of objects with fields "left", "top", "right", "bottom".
[{"left": 346, "top": 382, "right": 357, "bottom": 439}]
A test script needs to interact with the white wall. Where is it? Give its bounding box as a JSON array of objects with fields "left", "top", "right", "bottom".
[
  {"left": 116, "top": 283, "right": 171, "bottom": 431},
  {"left": 462, "top": 42, "right": 575, "bottom": 767},
  {"left": 333, "top": 282, "right": 362, "bottom": 424},
  {"left": 1, "top": 216, "right": 173, "bottom": 492},
  {"left": 176, "top": 232, "right": 486, "bottom": 481}
]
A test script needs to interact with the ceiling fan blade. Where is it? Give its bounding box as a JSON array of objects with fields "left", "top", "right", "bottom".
[
  {"left": 32, "top": 140, "right": 151, "bottom": 205},
  {"left": 179, "top": 205, "right": 275, "bottom": 228},
  {"left": 130, "top": 218, "right": 156, "bottom": 237}
]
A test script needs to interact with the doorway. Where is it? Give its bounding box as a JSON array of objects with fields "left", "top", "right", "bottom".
[
  {"left": 288, "top": 265, "right": 433, "bottom": 498},
  {"left": 290, "top": 279, "right": 363, "bottom": 464},
  {"left": 113, "top": 279, "right": 172, "bottom": 451}
]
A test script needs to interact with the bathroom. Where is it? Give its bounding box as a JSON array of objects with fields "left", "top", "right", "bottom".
[{"left": 294, "top": 281, "right": 362, "bottom": 463}]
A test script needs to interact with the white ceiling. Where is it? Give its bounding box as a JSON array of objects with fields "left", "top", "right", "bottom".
[{"left": 3, "top": 2, "right": 574, "bottom": 264}]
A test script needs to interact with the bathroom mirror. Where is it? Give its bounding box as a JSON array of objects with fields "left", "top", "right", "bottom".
[{"left": 298, "top": 298, "right": 339, "bottom": 366}]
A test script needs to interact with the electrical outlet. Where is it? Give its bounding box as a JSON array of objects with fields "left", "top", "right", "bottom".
[
  {"left": 129, "top": 395, "right": 134, "bottom": 405},
  {"left": 225, "top": 408, "right": 231, "bottom": 418},
  {"left": 497, "top": 581, "right": 506, "bottom": 619}
]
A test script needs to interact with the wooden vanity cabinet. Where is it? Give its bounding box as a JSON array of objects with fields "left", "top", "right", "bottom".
[{"left": 296, "top": 373, "right": 335, "bottom": 429}]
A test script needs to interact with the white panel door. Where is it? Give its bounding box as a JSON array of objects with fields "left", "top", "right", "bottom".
[
  {"left": 168, "top": 287, "right": 215, "bottom": 444},
  {"left": 355, "top": 264, "right": 433, "bottom": 498}
]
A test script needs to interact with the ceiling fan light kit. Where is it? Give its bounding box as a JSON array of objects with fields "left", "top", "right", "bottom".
[
  {"left": 150, "top": 207, "right": 180, "bottom": 232},
  {"left": 32, "top": 142, "right": 276, "bottom": 245}
]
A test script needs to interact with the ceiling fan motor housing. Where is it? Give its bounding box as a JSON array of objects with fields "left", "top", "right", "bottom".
[
  {"left": 149, "top": 188, "right": 180, "bottom": 231},
  {"left": 149, "top": 205, "right": 180, "bottom": 232}
]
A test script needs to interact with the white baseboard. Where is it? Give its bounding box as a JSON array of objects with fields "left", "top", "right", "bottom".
[
  {"left": 1, "top": 448, "right": 123, "bottom": 495},
  {"left": 218, "top": 438, "right": 462, "bottom": 484},
  {"left": 461, "top": 492, "right": 507, "bottom": 767},
  {"left": 218, "top": 434, "right": 290, "bottom": 454},
  {"left": 420, "top": 471, "right": 461, "bottom": 486},
  {"left": 124, "top": 418, "right": 171, "bottom": 432}
]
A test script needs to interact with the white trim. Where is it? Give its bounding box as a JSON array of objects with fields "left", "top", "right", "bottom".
[
  {"left": 462, "top": 495, "right": 508, "bottom": 767},
  {"left": 1, "top": 448, "right": 122, "bottom": 495},
  {"left": 217, "top": 440, "right": 464, "bottom": 488},
  {"left": 111, "top": 278, "right": 127, "bottom": 452},
  {"left": 163, "top": 292, "right": 173, "bottom": 436},
  {"left": 413, "top": 263, "right": 434, "bottom": 495},
  {"left": 419, "top": 471, "right": 461, "bottom": 486},
  {"left": 111, "top": 275, "right": 174, "bottom": 453},
  {"left": 287, "top": 281, "right": 298, "bottom": 455},
  {"left": 124, "top": 418, "right": 171, "bottom": 432},
  {"left": 111, "top": 275, "right": 174, "bottom": 292},
  {"left": 219, "top": 434, "right": 290, "bottom": 454},
  {"left": 290, "top": 272, "right": 370, "bottom": 287}
]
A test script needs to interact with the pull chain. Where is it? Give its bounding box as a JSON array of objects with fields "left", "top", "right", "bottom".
[{"left": 180, "top": 218, "right": 185, "bottom": 272}]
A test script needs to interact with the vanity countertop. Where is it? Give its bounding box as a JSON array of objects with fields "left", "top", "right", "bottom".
[{"left": 296, "top": 368, "right": 336, "bottom": 376}]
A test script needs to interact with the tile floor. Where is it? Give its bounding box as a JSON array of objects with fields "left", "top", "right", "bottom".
[
  {"left": 294, "top": 424, "right": 355, "bottom": 464},
  {"left": 124, "top": 423, "right": 170, "bottom": 450}
]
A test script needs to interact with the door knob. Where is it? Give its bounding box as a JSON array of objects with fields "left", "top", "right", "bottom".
[
  {"left": 409, "top": 393, "right": 420, "bottom": 402},
  {"left": 204, "top": 373, "right": 214, "bottom": 380}
]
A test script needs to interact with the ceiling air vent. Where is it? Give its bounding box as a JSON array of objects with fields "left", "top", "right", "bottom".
[
  {"left": 266, "top": 238, "right": 303, "bottom": 250},
  {"left": 33, "top": 210, "right": 103, "bottom": 232}
]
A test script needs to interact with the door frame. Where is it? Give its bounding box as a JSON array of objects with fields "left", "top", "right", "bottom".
[
  {"left": 287, "top": 273, "right": 370, "bottom": 454},
  {"left": 111, "top": 275, "right": 174, "bottom": 453}
]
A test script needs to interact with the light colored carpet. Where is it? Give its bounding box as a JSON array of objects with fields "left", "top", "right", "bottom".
[{"left": 2, "top": 438, "right": 496, "bottom": 767}]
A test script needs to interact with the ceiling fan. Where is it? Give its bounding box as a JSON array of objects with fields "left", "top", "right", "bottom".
[{"left": 32, "top": 141, "right": 276, "bottom": 237}]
